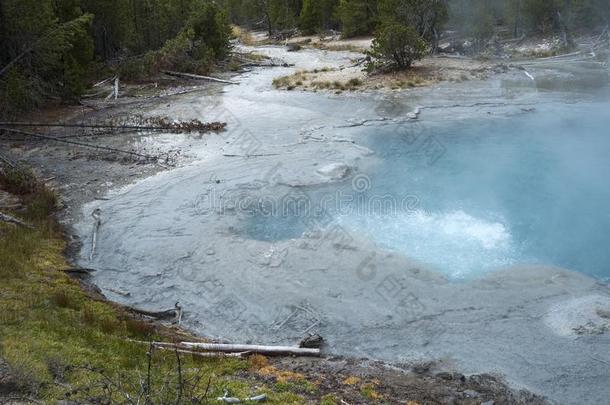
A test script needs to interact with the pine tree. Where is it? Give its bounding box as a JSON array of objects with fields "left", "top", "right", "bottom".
[
  {"left": 337, "top": 0, "right": 378, "bottom": 37},
  {"left": 300, "top": 0, "right": 321, "bottom": 34}
]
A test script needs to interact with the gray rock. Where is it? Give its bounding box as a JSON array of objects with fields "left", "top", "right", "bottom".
[
  {"left": 316, "top": 163, "right": 351, "bottom": 180},
  {"left": 463, "top": 389, "right": 481, "bottom": 398}
]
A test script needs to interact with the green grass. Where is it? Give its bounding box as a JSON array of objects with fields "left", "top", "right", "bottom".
[{"left": 320, "top": 393, "right": 339, "bottom": 404}]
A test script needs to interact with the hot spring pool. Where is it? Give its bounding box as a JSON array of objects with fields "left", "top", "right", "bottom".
[{"left": 244, "top": 101, "right": 610, "bottom": 280}]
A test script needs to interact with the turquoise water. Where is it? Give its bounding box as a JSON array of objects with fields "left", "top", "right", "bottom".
[
  {"left": 245, "top": 100, "right": 610, "bottom": 280},
  {"left": 345, "top": 102, "right": 610, "bottom": 279}
]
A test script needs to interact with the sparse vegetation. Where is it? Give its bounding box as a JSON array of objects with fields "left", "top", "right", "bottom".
[{"left": 272, "top": 68, "right": 367, "bottom": 92}]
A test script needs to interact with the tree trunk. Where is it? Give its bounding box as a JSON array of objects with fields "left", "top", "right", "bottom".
[
  {"left": 180, "top": 342, "right": 321, "bottom": 356},
  {"left": 161, "top": 70, "right": 238, "bottom": 84},
  {"left": 556, "top": 11, "right": 575, "bottom": 49},
  {"left": 514, "top": 0, "right": 523, "bottom": 38}
]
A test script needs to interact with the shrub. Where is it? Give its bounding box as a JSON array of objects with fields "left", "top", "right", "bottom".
[
  {"left": 0, "top": 69, "right": 43, "bottom": 119},
  {"left": 368, "top": 22, "right": 427, "bottom": 70},
  {"left": 0, "top": 166, "right": 57, "bottom": 217},
  {"left": 348, "top": 77, "right": 363, "bottom": 86}
]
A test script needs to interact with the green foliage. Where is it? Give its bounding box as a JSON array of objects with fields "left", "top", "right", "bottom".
[
  {"left": 2, "top": 0, "right": 608, "bottom": 118},
  {"left": 270, "top": 0, "right": 304, "bottom": 32},
  {"left": 222, "top": 0, "right": 267, "bottom": 29},
  {"left": 0, "top": 1, "right": 94, "bottom": 116},
  {"left": 337, "top": 0, "right": 378, "bottom": 37},
  {"left": 118, "top": 2, "right": 232, "bottom": 80},
  {"left": 0, "top": 167, "right": 58, "bottom": 222},
  {"left": 300, "top": 0, "right": 322, "bottom": 34},
  {"left": 226, "top": 0, "right": 302, "bottom": 34},
  {"left": 0, "top": 69, "right": 40, "bottom": 119},
  {"left": 300, "top": 0, "right": 339, "bottom": 34},
  {"left": 188, "top": 1, "right": 233, "bottom": 61},
  {"left": 222, "top": 0, "right": 608, "bottom": 46},
  {"left": 369, "top": 22, "right": 427, "bottom": 69},
  {"left": 379, "top": 0, "right": 448, "bottom": 50},
  {"left": 321, "top": 394, "right": 339, "bottom": 405},
  {"left": 0, "top": 0, "right": 233, "bottom": 118},
  {"left": 521, "top": 0, "right": 560, "bottom": 34}
]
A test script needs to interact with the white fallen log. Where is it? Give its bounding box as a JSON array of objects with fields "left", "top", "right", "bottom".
[
  {"left": 535, "top": 50, "right": 582, "bottom": 61},
  {"left": 155, "top": 346, "right": 248, "bottom": 358},
  {"left": 92, "top": 76, "right": 113, "bottom": 88},
  {"left": 127, "top": 340, "right": 249, "bottom": 357},
  {"left": 89, "top": 208, "right": 101, "bottom": 261},
  {"left": 217, "top": 390, "right": 267, "bottom": 403},
  {"left": 161, "top": 70, "right": 239, "bottom": 85},
  {"left": 179, "top": 342, "right": 320, "bottom": 356}
]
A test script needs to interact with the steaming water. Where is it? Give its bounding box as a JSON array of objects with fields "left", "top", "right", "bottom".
[
  {"left": 243, "top": 102, "right": 610, "bottom": 280},
  {"left": 341, "top": 104, "right": 610, "bottom": 279}
]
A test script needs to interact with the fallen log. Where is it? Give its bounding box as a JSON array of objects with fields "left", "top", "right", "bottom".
[
  {"left": 161, "top": 70, "right": 239, "bottom": 84},
  {"left": 0, "top": 127, "right": 159, "bottom": 162},
  {"left": 106, "top": 287, "right": 130, "bottom": 297},
  {"left": 523, "top": 70, "right": 535, "bottom": 81},
  {"left": 62, "top": 267, "right": 96, "bottom": 276},
  {"left": 0, "top": 152, "right": 16, "bottom": 168},
  {"left": 240, "top": 61, "right": 294, "bottom": 68},
  {"left": 92, "top": 76, "right": 114, "bottom": 88},
  {"left": 164, "top": 347, "right": 247, "bottom": 358},
  {"left": 151, "top": 345, "right": 248, "bottom": 358},
  {"left": 0, "top": 212, "right": 34, "bottom": 229},
  {"left": 125, "top": 302, "right": 183, "bottom": 324},
  {"left": 222, "top": 153, "right": 280, "bottom": 158},
  {"left": 81, "top": 89, "right": 108, "bottom": 99},
  {"left": 179, "top": 342, "right": 320, "bottom": 357},
  {"left": 129, "top": 340, "right": 320, "bottom": 357},
  {"left": 532, "top": 50, "right": 582, "bottom": 61},
  {"left": 126, "top": 340, "right": 251, "bottom": 357},
  {"left": 0, "top": 121, "right": 225, "bottom": 133},
  {"left": 217, "top": 390, "right": 267, "bottom": 403}
]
